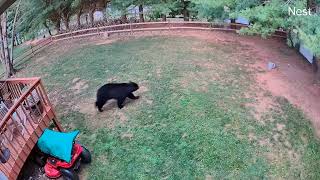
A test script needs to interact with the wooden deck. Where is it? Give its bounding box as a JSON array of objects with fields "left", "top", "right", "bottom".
[{"left": 0, "top": 78, "right": 62, "bottom": 180}]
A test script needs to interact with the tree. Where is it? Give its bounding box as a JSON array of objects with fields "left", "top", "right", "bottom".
[
  {"left": 149, "top": 0, "right": 174, "bottom": 21},
  {"left": 132, "top": 0, "right": 147, "bottom": 22},
  {"left": 73, "top": 0, "right": 86, "bottom": 27},
  {"left": 192, "top": 0, "right": 237, "bottom": 21},
  {"left": 0, "top": 12, "right": 14, "bottom": 78},
  {"left": 181, "top": 0, "right": 190, "bottom": 21},
  {"left": 10, "top": 0, "right": 22, "bottom": 65},
  {"left": 111, "top": 0, "right": 133, "bottom": 23},
  {"left": 74, "top": 0, "right": 110, "bottom": 27},
  {"left": 18, "top": 0, "right": 62, "bottom": 34}
]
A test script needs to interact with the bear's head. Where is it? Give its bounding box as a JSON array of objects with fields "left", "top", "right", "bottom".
[{"left": 129, "top": 81, "right": 139, "bottom": 91}]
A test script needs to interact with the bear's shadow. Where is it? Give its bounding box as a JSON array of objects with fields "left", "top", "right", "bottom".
[{"left": 101, "top": 98, "right": 138, "bottom": 112}]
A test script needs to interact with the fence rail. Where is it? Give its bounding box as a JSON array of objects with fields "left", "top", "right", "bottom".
[
  {"left": 51, "top": 21, "right": 287, "bottom": 41},
  {"left": 14, "top": 38, "right": 52, "bottom": 64},
  {"left": 12, "top": 21, "right": 287, "bottom": 69}
]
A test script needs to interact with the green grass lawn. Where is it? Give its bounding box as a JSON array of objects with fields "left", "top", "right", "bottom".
[{"left": 19, "top": 36, "right": 320, "bottom": 179}]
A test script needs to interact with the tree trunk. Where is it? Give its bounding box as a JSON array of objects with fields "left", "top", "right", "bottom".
[
  {"left": 162, "top": 14, "right": 167, "bottom": 21},
  {"left": 54, "top": 19, "right": 61, "bottom": 34},
  {"left": 14, "top": 36, "right": 18, "bottom": 45},
  {"left": 0, "top": 13, "right": 14, "bottom": 78},
  {"left": 10, "top": 0, "right": 22, "bottom": 65},
  {"left": 85, "top": 14, "right": 88, "bottom": 25},
  {"left": 182, "top": 0, "right": 189, "bottom": 21},
  {"left": 102, "top": 7, "right": 108, "bottom": 22},
  {"left": 139, "top": 5, "right": 144, "bottom": 22},
  {"left": 121, "top": 14, "right": 127, "bottom": 23},
  {"left": 307, "top": 0, "right": 316, "bottom": 12},
  {"left": 230, "top": 19, "right": 236, "bottom": 29},
  {"left": 183, "top": 9, "right": 189, "bottom": 21},
  {"left": 76, "top": 11, "right": 81, "bottom": 28},
  {"left": 62, "top": 14, "right": 70, "bottom": 31},
  {"left": 64, "top": 19, "right": 70, "bottom": 31},
  {"left": 43, "top": 21, "right": 52, "bottom": 36},
  {"left": 0, "top": 25, "right": 4, "bottom": 63},
  {"left": 89, "top": 10, "right": 95, "bottom": 27}
]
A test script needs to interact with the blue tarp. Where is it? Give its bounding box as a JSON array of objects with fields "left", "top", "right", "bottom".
[
  {"left": 225, "top": 17, "right": 250, "bottom": 25},
  {"left": 235, "top": 17, "right": 250, "bottom": 25},
  {"left": 299, "top": 45, "right": 314, "bottom": 64},
  {"left": 0, "top": 171, "right": 7, "bottom": 180},
  {"left": 37, "top": 129, "right": 79, "bottom": 163},
  {"left": 224, "top": 19, "right": 231, "bottom": 23}
]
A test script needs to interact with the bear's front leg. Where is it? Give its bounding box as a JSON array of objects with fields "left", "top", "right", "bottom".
[{"left": 128, "top": 93, "right": 139, "bottom": 100}]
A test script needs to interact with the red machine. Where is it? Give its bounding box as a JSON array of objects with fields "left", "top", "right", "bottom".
[{"left": 44, "top": 143, "right": 91, "bottom": 180}]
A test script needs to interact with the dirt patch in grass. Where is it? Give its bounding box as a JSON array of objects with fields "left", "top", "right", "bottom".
[
  {"left": 185, "top": 33, "right": 320, "bottom": 136},
  {"left": 180, "top": 72, "right": 212, "bottom": 92},
  {"left": 71, "top": 78, "right": 89, "bottom": 94},
  {"left": 78, "top": 100, "right": 96, "bottom": 115},
  {"left": 258, "top": 138, "right": 273, "bottom": 147},
  {"left": 121, "top": 132, "right": 134, "bottom": 140},
  {"left": 179, "top": 59, "right": 225, "bottom": 92},
  {"left": 251, "top": 50, "right": 320, "bottom": 136},
  {"left": 246, "top": 90, "right": 277, "bottom": 123},
  {"left": 195, "top": 30, "right": 320, "bottom": 137},
  {"left": 94, "top": 108, "right": 129, "bottom": 128},
  {"left": 95, "top": 38, "right": 118, "bottom": 45}
]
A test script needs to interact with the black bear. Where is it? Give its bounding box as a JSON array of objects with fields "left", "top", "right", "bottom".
[{"left": 95, "top": 82, "right": 139, "bottom": 112}]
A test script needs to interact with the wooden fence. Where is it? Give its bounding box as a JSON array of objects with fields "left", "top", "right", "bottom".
[
  {"left": 12, "top": 21, "right": 287, "bottom": 66},
  {"left": 13, "top": 38, "right": 52, "bottom": 67},
  {"left": 51, "top": 21, "right": 287, "bottom": 42}
]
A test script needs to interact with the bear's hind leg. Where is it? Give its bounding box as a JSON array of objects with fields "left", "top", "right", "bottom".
[
  {"left": 117, "top": 97, "right": 126, "bottom": 109},
  {"left": 96, "top": 98, "right": 108, "bottom": 112}
]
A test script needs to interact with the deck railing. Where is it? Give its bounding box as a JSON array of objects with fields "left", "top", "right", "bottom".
[{"left": 0, "top": 77, "right": 62, "bottom": 180}]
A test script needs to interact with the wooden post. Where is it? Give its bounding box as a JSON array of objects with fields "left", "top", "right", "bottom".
[{"left": 31, "top": 45, "right": 34, "bottom": 56}]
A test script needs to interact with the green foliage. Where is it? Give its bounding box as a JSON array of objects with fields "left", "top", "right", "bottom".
[
  {"left": 192, "top": 0, "right": 236, "bottom": 20},
  {"left": 234, "top": 0, "right": 289, "bottom": 37},
  {"left": 9, "top": 0, "right": 320, "bottom": 61},
  {"left": 110, "top": 0, "right": 134, "bottom": 15},
  {"left": 294, "top": 15, "right": 320, "bottom": 56},
  {"left": 234, "top": 0, "right": 319, "bottom": 56},
  {"left": 234, "top": 0, "right": 260, "bottom": 11},
  {"left": 147, "top": 0, "right": 177, "bottom": 19},
  {"left": 191, "top": 0, "right": 320, "bottom": 56}
]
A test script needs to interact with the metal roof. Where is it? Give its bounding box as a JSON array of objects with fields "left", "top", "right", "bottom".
[{"left": 0, "top": 0, "right": 16, "bottom": 14}]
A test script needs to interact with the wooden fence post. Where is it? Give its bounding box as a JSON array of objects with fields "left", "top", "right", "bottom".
[{"left": 31, "top": 45, "right": 34, "bottom": 56}]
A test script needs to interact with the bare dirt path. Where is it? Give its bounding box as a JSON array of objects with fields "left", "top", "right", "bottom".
[
  {"left": 175, "top": 30, "right": 320, "bottom": 136},
  {"left": 239, "top": 34, "right": 320, "bottom": 137}
]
